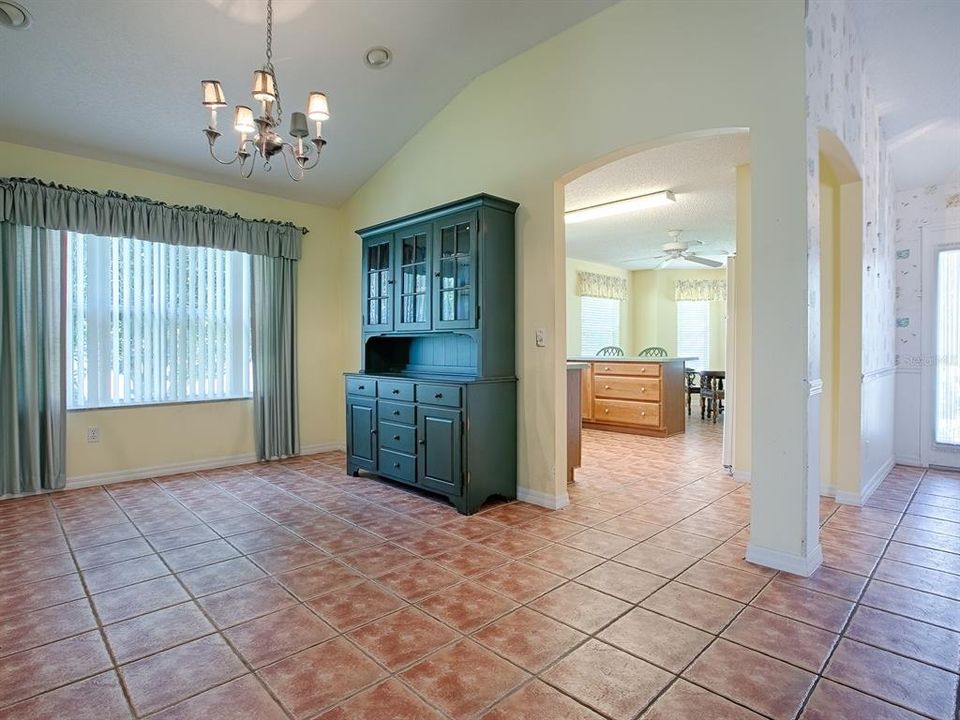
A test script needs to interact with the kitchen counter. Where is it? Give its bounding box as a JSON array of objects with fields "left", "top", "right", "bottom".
[{"left": 567, "top": 356, "right": 696, "bottom": 364}]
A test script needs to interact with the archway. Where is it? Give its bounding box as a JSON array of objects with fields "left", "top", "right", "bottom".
[{"left": 817, "top": 129, "right": 865, "bottom": 503}]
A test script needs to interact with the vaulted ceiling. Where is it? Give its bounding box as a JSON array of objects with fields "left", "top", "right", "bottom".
[{"left": 0, "top": 0, "right": 613, "bottom": 205}]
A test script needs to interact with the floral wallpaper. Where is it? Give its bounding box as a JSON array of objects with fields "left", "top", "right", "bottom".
[
  {"left": 806, "top": 0, "right": 896, "bottom": 376},
  {"left": 894, "top": 181, "right": 960, "bottom": 367}
]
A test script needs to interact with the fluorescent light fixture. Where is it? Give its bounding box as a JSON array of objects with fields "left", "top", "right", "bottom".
[{"left": 565, "top": 190, "right": 675, "bottom": 224}]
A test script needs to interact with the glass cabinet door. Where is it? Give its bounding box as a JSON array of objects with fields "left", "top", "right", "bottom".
[
  {"left": 362, "top": 234, "right": 394, "bottom": 331},
  {"left": 395, "top": 223, "right": 432, "bottom": 331},
  {"left": 433, "top": 211, "right": 478, "bottom": 329}
]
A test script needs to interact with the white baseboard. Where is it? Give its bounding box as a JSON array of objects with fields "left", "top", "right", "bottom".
[
  {"left": 834, "top": 456, "right": 894, "bottom": 506},
  {"left": 733, "top": 469, "right": 751, "bottom": 484},
  {"left": 894, "top": 455, "right": 923, "bottom": 468},
  {"left": 65, "top": 441, "right": 347, "bottom": 491},
  {"left": 746, "top": 541, "right": 823, "bottom": 576},
  {"left": 517, "top": 486, "right": 570, "bottom": 510}
]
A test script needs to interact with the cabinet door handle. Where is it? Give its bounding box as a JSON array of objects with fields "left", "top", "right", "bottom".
[
  {"left": 418, "top": 439, "right": 426, "bottom": 445},
  {"left": 434, "top": 271, "right": 441, "bottom": 278},
  {"left": 392, "top": 434, "right": 400, "bottom": 441},
  {"left": 434, "top": 392, "right": 443, "bottom": 399},
  {"left": 392, "top": 388, "right": 400, "bottom": 394},
  {"left": 370, "top": 428, "right": 377, "bottom": 434}
]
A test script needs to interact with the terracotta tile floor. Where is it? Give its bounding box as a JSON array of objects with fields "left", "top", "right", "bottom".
[{"left": 1, "top": 419, "right": 959, "bottom": 719}]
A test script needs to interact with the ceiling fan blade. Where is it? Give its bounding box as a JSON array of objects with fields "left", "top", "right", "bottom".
[
  {"left": 683, "top": 254, "right": 724, "bottom": 268},
  {"left": 656, "top": 257, "right": 674, "bottom": 269}
]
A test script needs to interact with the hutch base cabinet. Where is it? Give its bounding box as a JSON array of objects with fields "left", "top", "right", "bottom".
[
  {"left": 345, "top": 375, "right": 516, "bottom": 514},
  {"left": 345, "top": 194, "right": 519, "bottom": 514}
]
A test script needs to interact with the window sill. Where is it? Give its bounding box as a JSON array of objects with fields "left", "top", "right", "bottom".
[{"left": 67, "top": 396, "right": 252, "bottom": 412}]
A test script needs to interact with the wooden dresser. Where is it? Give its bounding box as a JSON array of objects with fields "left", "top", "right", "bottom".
[{"left": 576, "top": 358, "right": 687, "bottom": 437}]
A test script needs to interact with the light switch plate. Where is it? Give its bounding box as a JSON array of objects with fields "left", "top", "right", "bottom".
[
  {"left": 535, "top": 329, "right": 546, "bottom": 347},
  {"left": 86, "top": 425, "right": 100, "bottom": 443}
]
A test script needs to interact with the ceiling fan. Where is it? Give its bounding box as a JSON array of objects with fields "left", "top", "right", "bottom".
[{"left": 647, "top": 230, "right": 724, "bottom": 268}]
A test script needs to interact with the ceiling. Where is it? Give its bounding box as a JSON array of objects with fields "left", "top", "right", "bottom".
[
  {"left": 851, "top": 0, "right": 960, "bottom": 190},
  {"left": 565, "top": 132, "right": 749, "bottom": 270},
  {"left": 0, "top": 0, "right": 613, "bottom": 205}
]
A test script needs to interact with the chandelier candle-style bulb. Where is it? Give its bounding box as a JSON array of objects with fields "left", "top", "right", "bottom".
[
  {"left": 201, "top": 80, "right": 226, "bottom": 130},
  {"left": 234, "top": 105, "right": 255, "bottom": 133}
]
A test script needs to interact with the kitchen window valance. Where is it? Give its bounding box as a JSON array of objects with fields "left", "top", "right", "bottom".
[
  {"left": 0, "top": 177, "right": 306, "bottom": 260},
  {"left": 675, "top": 279, "right": 726, "bottom": 302},
  {"left": 576, "top": 271, "right": 628, "bottom": 301}
]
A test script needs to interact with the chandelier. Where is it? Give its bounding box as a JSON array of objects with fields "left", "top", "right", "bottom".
[{"left": 200, "top": 0, "right": 330, "bottom": 182}]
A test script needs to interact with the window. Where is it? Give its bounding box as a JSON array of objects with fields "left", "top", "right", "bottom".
[
  {"left": 580, "top": 296, "right": 620, "bottom": 355},
  {"left": 677, "top": 300, "right": 710, "bottom": 370},
  {"left": 66, "top": 233, "right": 252, "bottom": 409}
]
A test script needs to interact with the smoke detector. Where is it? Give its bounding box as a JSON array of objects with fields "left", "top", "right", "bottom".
[
  {"left": 364, "top": 46, "right": 392, "bottom": 69},
  {"left": 0, "top": 1, "right": 31, "bottom": 29}
]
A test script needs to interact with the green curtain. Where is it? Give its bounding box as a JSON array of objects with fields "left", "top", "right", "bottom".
[
  {"left": 1, "top": 177, "right": 305, "bottom": 260},
  {"left": 0, "top": 222, "right": 66, "bottom": 495},
  {"left": 252, "top": 255, "right": 300, "bottom": 460}
]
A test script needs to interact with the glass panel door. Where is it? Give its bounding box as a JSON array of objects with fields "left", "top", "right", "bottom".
[
  {"left": 363, "top": 235, "right": 394, "bottom": 331},
  {"left": 433, "top": 211, "right": 477, "bottom": 329},
  {"left": 395, "top": 223, "right": 431, "bottom": 331},
  {"left": 934, "top": 247, "right": 960, "bottom": 447}
]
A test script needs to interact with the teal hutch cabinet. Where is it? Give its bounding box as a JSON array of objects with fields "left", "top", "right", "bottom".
[{"left": 345, "top": 194, "right": 518, "bottom": 514}]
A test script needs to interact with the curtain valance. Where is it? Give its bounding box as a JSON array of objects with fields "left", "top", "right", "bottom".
[
  {"left": 576, "top": 271, "right": 628, "bottom": 301},
  {"left": 675, "top": 279, "right": 726, "bottom": 302},
  {"left": 0, "top": 177, "right": 306, "bottom": 260}
]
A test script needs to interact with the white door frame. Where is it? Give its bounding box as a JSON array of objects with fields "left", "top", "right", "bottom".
[{"left": 920, "top": 223, "right": 960, "bottom": 469}]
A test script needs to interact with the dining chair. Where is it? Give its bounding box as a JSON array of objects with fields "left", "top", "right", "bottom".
[
  {"left": 638, "top": 346, "right": 669, "bottom": 357},
  {"left": 596, "top": 346, "right": 625, "bottom": 357},
  {"left": 684, "top": 369, "right": 701, "bottom": 416}
]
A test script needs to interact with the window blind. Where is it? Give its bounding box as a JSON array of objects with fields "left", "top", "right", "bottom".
[
  {"left": 66, "top": 233, "right": 252, "bottom": 409},
  {"left": 677, "top": 300, "right": 710, "bottom": 370},
  {"left": 580, "top": 296, "right": 620, "bottom": 355},
  {"left": 935, "top": 248, "right": 960, "bottom": 446}
]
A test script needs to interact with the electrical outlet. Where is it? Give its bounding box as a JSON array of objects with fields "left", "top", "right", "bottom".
[
  {"left": 535, "top": 328, "right": 546, "bottom": 347},
  {"left": 86, "top": 425, "right": 100, "bottom": 443}
]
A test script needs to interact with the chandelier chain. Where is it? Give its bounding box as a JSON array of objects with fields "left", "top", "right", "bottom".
[{"left": 264, "top": 0, "right": 283, "bottom": 123}]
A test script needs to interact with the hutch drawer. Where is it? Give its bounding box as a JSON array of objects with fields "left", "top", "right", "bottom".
[
  {"left": 378, "top": 380, "right": 415, "bottom": 402},
  {"left": 346, "top": 377, "right": 377, "bottom": 397},
  {"left": 416, "top": 383, "right": 462, "bottom": 408},
  {"left": 379, "top": 400, "right": 415, "bottom": 425}
]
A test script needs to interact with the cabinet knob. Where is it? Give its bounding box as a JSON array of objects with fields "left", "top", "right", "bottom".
[
  {"left": 603, "top": 366, "right": 610, "bottom": 371},
  {"left": 392, "top": 435, "right": 400, "bottom": 441},
  {"left": 357, "top": 385, "right": 365, "bottom": 390},
  {"left": 434, "top": 271, "right": 441, "bottom": 278},
  {"left": 419, "top": 439, "right": 426, "bottom": 445},
  {"left": 434, "top": 392, "right": 443, "bottom": 399},
  {"left": 387, "top": 279, "right": 395, "bottom": 285},
  {"left": 393, "top": 462, "right": 401, "bottom": 469},
  {"left": 392, "top": 388, "right": 400, "bottom": 394},
  {"left": 639, "top": 387, "right": 645, "bottom": 392},
  {"left": 604, "top": 408, "right": 609, "bottom": 414},
  {"left": 393, "top": 410, "right": 400, "bottom": 416},
  {"left": 370, "top": 428, "right": 377, "bottom": 434},
  {"left": 603, "top": 385, "right": 610, "bottom": 389},
  {"left": 641, "top": 411, "right": 646, "bottom": 416}
]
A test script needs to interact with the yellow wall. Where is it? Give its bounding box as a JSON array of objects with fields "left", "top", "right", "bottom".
[
  {"left": 565, "top": 258, "right": 631, "bottom": 356},
  {"left": 629, "top": 268, "right": 727, "bottom": 369},
  {"left": 341, "top": 0, "right": 809, "bottom": 561},
  {"left": 819, "top": 157, "right": 839, "bottom": 493},
  {"left": 733, "top": 164, "right": 751, "bottom": 478},
  {"left": 0, "top": 141, "right": 347, "bottom": 482}
]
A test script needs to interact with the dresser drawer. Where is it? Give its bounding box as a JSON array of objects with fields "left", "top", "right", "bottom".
[
  {"left": 378, "top": 448, "right": 417, "bottom": 484},
  {"left": 593, "top": 398, "right": 661, "bottom": 427},
  {"left": 416, "top": 383, "right": 462, "bottom": 408},
  {"left": 593, "top": 362, "right": 661, "bottom": 377},
  {"left": 379, "top": 421, "right": 417, "bottom": 454},
  {"left": 593, "top": 375, "right": 661, "bottom": 402},
  {"left": 380, "top": 400, "right": 415, "bottom": 425},
  {"left": 346, "top": 376, "right": 376, "bottom": 397},
  {"left": 378, "top": 380, "right": 415, "bottom": 402}
]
